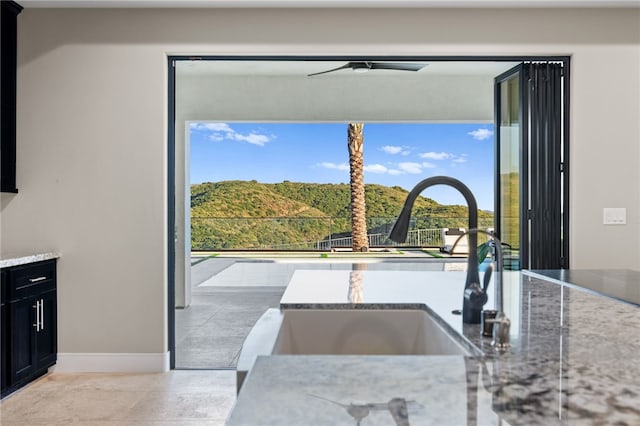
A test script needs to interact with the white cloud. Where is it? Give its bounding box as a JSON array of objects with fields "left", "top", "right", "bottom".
[
  {"left": 398, "top": 162, "right": 423, "bottom": 174},
  {"left": 318, "top": 162, "right": 349, "bottom": 171},
  {"left": 420, "top": 151, "right": 452, "bottom": 160},
  {"left": 381, "top": 145, "right": 402, "bottom": 154},
  {"left": 419, "top": 151, "right": 469, "bottom": 165},
  {"left": 364, "top": 164, "right": 388, "bottom": 174},
  {"left": 381, "top": 145, "right": 411, "bottom": 156},
  {"left": 190, "top": 122, "right": 272, "bottom": 146},
  {"left": 231, "top": 133, "right": 270, "bottom": 146},
  {"left": 468, "top": 128, "right": 494, "bottom": 141},
  {"left": 190, "top": 122, "right": 233, "bottom": 132},
  {"left": 388, "top": 169, "right": 403, "bottom": 176}
]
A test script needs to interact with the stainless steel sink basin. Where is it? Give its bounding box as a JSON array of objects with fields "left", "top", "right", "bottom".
[{"left": 273, "top": 309, "right": 470, "bottom": 356}]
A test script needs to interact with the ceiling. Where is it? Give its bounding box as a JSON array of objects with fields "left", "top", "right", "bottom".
[
  {"left": 18, "top": 0, "right": 640, "bottom": 8},
  {"left": 175, "top": 60, "right": 519, "bottom": 122}
]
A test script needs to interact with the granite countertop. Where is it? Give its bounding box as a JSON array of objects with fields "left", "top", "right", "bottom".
[
  {"left": 228, "top": 269, "right": 640, "bottom": 425},
  {"left": 526, "top": 269, "right": 640, "bottom": 306},
  {"left": 0, "top": 252, "right": 60, "bottom": 269}
]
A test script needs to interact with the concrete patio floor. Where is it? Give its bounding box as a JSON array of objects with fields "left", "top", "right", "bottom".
[{"left": 174, "top": 252, "right": 467, "bottom": 369}]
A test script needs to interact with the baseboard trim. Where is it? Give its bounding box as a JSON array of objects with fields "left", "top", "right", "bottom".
[{"left": 55, "top": 352, "right": 170, "bottom": 373}]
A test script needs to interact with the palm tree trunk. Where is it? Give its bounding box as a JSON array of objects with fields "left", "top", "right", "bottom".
[{"left": 348, "top": 123, "right": 369, "bottom": 252}]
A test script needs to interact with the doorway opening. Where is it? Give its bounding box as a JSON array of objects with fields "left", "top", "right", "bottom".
[{"left": 168, "top": 56, "right": 569, "bottom": 369}]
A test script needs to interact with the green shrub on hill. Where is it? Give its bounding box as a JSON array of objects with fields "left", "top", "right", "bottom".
[{"left": 190, "top": 180, "right": 494, "bottom": 250}]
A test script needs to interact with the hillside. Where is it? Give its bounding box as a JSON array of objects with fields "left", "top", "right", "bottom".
[
  {"left": 191, "top": 181, "right": 328, "bottom": 218},
  {"left": 191, "top": 180, "right": 494, "bottom": 250}
]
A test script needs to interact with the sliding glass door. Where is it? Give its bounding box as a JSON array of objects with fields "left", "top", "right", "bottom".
[
  {"left": 495, "top": 66, "right": 524, "bottom": 270},
  {"left": 495, "top": 62, "right": 568, "bottom": 270}
]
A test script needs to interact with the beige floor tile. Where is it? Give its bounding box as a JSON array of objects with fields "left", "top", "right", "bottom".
[
  {"left": 126, "top": 391, "right": 233, "bottom": 422},
  {"left": 0, "top": 371, "right": 235, "bottom": 426}
]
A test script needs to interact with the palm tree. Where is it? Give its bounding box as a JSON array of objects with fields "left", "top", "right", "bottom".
[{"left": 347, "top": 123, "right": 369, "bottom": 252}]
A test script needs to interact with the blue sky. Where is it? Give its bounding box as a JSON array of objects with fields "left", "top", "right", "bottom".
[{"left": 189, "top": 122, "right": 495, "bottom": 211}]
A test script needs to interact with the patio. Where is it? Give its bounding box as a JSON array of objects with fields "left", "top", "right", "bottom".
[{"left": 175, "top": 251, "right": 468, "bottom": 369}]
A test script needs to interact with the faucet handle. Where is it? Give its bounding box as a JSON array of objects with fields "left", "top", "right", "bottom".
[
  {"left": 485, "top": 311, "right": 510, "bottom": 350},
  {"left": 464, "top": 282, "right": 488, "bottom": 308}
]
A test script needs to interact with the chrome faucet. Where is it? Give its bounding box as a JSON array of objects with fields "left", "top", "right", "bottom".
[
  {"left": 388, "top": 176, "right": 483, "bottom": 324},
  {"left": 453, "top": 228, "right": 510, "bottom": 350}
]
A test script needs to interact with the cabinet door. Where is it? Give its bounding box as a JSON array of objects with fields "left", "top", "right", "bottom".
[
  {"left": 9, "top": 297, "right": 37, "bottom": 385},
  {"left": 1, "top": 304, "right": 6, "bottom": 392},
  {"left": 1, "top": 303, "right": 6, "bottom": 392},
  {"left": 0, "top": 1, "right": 23, "bottom": 193},
  {"left": 1, "top": 270, "right": 7, "bottom": 392},
  {"left": 35, "top": 290, "right": 57, "bottom": 370}
]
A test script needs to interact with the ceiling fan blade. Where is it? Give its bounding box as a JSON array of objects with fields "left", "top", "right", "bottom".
[
  {"left": 369, "top": 62, "right": 426, "bottom": 72},
  {"left": 307, "top": 63, "right": 352, "bottom": 77},
  {"left": 307, "top": 61, "right": 426, "bottom": 77}
]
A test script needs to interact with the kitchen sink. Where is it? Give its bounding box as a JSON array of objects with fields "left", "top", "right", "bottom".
[
  {"left": 236, "top": 308, "right": 478, "bottom": 393},
  {"left": 273, "top": 309, "right": 470, "bottom": 356}
]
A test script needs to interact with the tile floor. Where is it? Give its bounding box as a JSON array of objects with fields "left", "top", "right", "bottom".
[
  {"left": 0, "top": 370, "right": 236, "bottom": 425},
  {"left": 176, "top": 257, "right": 288, "bottom": 368},
  {"left": 175, "top": 286, "right": 284, "bottom": 368}
]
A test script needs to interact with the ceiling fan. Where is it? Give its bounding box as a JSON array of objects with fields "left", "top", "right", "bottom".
[{"left": 307, "top": 61, "right": 427, "bottom": 77}]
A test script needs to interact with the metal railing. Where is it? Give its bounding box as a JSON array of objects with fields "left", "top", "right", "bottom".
[
  {"left": 312, "top": 228, "right": 443, "bottom": 250},
  {"left": 191, "top": 216, "right": 494, "bottom": 251}
]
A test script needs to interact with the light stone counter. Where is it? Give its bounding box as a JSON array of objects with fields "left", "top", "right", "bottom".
[
  {"left": 231, "top": 355, "right": 497, "bottom": 425},
  {"left": 527, "top": 269, "right": 640, "bottom": 306},
  {"left": 228, "top": 270, "right": 640, "bottom": 425},
  {"left": 0, "top": 252, "right": 60, "bottom": 268}
]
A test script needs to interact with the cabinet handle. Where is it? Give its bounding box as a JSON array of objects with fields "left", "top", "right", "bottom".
[
  {"left": 37, "top": 300, "right": 42, "bottom": 331},
  {"left": 32, "top": 302, "right": 37, "bottom": 330},
  {"left": 33, "top": 301, "right": 41, "bottom": 331},
  {"left": 29, "top": 276, "right": 47, "bottom": 283},
  {"left": 40, "top": 299, "right": 45, "bottom": 330}
]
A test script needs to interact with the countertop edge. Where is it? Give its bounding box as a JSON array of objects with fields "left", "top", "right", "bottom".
[
  {"left": 522, "top": 269, "right": 640, "bottom": 307},
  {"left": 0, "top": 252, "right": 61, "bottom": 269}
]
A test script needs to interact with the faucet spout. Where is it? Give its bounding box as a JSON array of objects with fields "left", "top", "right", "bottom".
[
  {"left": 388, "top": 176, "right": 481, "bottom": 323},
  {"left": 454, "top": 228, "right": 510, "bottom": 350},
  {"left": 452, "top": 229, "right": 503, "bottom": 313}
]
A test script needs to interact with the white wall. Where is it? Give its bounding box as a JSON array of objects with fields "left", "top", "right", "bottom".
[{"left": 1, "top": 7, "right": 638, "bottom": 369}]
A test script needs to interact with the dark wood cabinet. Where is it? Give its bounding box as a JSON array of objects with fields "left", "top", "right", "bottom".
[
  {"left": 1, "top": 259, "right": 57, "bottom": 398},
  {"left": 1, "top": 1, "right": 23, "bottom": 193},
  {"left": 1, "top": 270, "right": 7, "bottom": 393},
  {"left": 9, "top": 296, "right": 39, "bottom": 385},
  {"left": 34, "top": 289, "right": 57, "bottom": 369}
]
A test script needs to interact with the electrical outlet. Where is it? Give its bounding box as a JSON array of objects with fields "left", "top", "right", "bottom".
[{"left": 603, "top": 208, "right": 626, "bottom": 225}]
